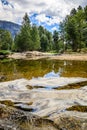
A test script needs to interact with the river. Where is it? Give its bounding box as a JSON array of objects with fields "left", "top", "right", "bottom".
[{"left": 0, "top": 59, "right": 87, "bottom": 82}]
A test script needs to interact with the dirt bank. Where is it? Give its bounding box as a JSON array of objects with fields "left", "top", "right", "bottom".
[
  {"left": 50, "top": 53, "right": 87, "bottom": 61},
  {"left": 8, "top": 51, "right": 87, "bottom": 61},
  {"left": 8, "top": 51, "right": 51, "bottom": 60}
]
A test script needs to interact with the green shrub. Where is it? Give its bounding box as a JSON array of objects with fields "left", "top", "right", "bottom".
[{"left": 0, "top": 50, "right": 11, "bottom": 55}]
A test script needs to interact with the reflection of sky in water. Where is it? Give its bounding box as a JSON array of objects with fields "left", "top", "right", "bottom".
[
  {"left": 44, "top": 68, "right": 63, "bottom": 78},
  {"left": 32, "top": 68, "right": 64, "bottom": 90},
  {"left": 1, "top": 59, "right": 87, "bottom": 82}
]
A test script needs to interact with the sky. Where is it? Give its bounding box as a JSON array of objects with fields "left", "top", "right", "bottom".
[{"left": 0, "top": 0, "right": 87, "bottom": 32}]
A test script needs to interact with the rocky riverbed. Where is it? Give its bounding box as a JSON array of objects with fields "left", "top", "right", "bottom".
[{"left": 0, "top": 77, "right": 87, "bottom": 130}]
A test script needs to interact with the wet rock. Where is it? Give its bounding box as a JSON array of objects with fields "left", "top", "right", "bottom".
[
  {"left": 0, "top": 75, "right": 6, "bottom": 82},
  {"left": 26, "top": 51, "right": 44, "bottom": 57},
  {"left": 26, "top": 85, "right": 33, "bottom": 89},
  {"left": 55, "top": 80, "right": 87, "bottom": 90},
  {"left": 15, "top": 103, "right": 35, "bottom": 112},
  {"left": 67, "top": 105, "right": 87, "bottom": 112},
  {"left": 0, "top": 100, "right": 14, "bottom": 107},
  {"left": 25, "top": 51, "right": 52, "bottom": 58}
]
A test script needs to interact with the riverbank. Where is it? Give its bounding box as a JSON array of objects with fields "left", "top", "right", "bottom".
[
  {"left": 8, "top": 51, "right": 87, "bottom": 61},
  {"left": 50, "top": 53, "right": 87, "bottom": 61},
  {"left": 8, "top": 51, "right": 52, "bottom": 60}
]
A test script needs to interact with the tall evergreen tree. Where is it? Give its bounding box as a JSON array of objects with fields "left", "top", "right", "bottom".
[
  {"left": 53, "top": 30, "right": 59, "bottom": 51},
  {"left": 40, "top": 34, "right": 49, "bottom": 52},
  {"left": 59, "top": 6, "right": 86, "bottom": 52},
  {"left": 38, "top": 25, "right": 52, "bottom": 51},
  {"left": 70, "top": 8, "right": 77, "bottom": 16},
  {"left": 83, "top": 6, "right": 87, "bottom": 47},
  {"left": 0, "top": 29, "right": 13, "bottom": 50},
  {"left": 45, "top": 30, "right": 53, "bottom": 51},
  {"left": 84, "top": 6, "right": 87, "bottom": 21},
  {"left": 15, "top": 13, "right": 31, "bottom": 52},
  {"left": 31, "top": 24, "right": 40, "bottom": 50}
]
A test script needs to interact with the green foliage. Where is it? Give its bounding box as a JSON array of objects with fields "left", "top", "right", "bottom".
[
  {"left": 65, "top": 16, "right": 78, "bottom": 51},
  {"left": 38, "top": 25, "right": 53, "bottom": 52},
  {"left": 70, "top": 8, "right": 77, "bottom": 16},
  {"left": 84, "top": 6, "right": 87, "bottom": 21},
  {"left": 53, "top": 30, "right": 59, "bottom": 43},
  {"left": 14, "top": 14, "right": 52, "bottom": 52},
  {"left": 1, "top": 5, "right": 87, "bottom": 53},
  {"left": 59, "top": 5, "right": 87, "bottom": 52},
  {"left": 81, "top": 48, "right": 87, "bottom": 53},
  {"left": 31, "top": 24, "right": 40, "bottom": 50},
  {"left": 40, "top": 34, "right": 49, "bottom": 51},
  {"left": 0, "top": 50, "right": 11, "bottom": 55},
  {"left": 53, "top": 30, "right": 59, "bottom": 51},
  {"left": 58, "top": 40, "right": 64, "bottom": 53},
  {"left": 0, "top": 29, "right": 13, "bottom": 50},
  {"left": 45, "top": 30, "right": 53, "bottom": 51},
  {"left": 14, "top": 13, "right": 31, "bottom": 52}
]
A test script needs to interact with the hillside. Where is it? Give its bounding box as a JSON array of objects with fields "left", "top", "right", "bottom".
[{"left": 0, "top": 20, "right": 21, "bottom": 37}]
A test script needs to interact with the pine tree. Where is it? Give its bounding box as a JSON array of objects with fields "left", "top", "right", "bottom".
[
  {"left": 53, "top": 30, "right": 59, "bottom": 51},
  {"left": 31, "top": 24, "right": 40, "bottom": 50},
  {"left": 15, "top": 13, "right": 31, "bottom": 52},
  {"left": 0, "top": 29, "right": 13, "bottom": 50}
]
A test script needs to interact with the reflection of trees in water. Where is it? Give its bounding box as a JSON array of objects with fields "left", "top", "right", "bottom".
[
  {"left": 13, "top": 63, "right": 17, "bottom": 76},
  {"left": 0, "top": 59, "right": 87, "bottom": 81},
  {"left": 62, "top": 60, "right": 87, "bottom": 77}
]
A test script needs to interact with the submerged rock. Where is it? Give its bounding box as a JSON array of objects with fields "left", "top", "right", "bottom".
[
  {"left": 67, "top": 105, "right": 87, "bottom": 112},
  {"left": 0, "top": 75, "right": 6, "bottom": 82}
]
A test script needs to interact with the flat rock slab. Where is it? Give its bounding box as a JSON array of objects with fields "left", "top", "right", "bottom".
[
  {"left": 0, "top": 77, "right": 87, "bottom": 129},
  {"left": 0, "top": 77, "right": 87, "bottom": 89},
  {"left": 28, "top": 77, "right": 87, "bottom": 88}
]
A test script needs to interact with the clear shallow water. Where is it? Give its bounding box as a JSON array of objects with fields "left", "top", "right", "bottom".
[{"left": 0, "top": 59, "right": 87, "bottom": 82}]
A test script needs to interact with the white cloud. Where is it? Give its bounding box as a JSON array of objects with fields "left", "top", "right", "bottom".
[
  {"left": 35, "top": 14, "right": 62, "bottom": 25},
  {"left": 51, "top": 26, "right": 58, "bottom": 31},
  {"left": 35, "top": 14, "right": 49, "bottom": 24},
  {"left": 0, "top": 0, "right": 87, "bottom": 26}
]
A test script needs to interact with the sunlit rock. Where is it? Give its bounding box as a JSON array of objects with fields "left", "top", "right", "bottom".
[{"left": 0, "top": 77, "right": 87, "bottom": 129}]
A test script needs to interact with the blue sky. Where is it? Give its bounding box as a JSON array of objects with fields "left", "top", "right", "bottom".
[{"left": 0, "top": 0, "right": 87, "bottom": 32}]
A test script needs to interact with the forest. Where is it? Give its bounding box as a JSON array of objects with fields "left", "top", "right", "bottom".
[{"left": 0, "top": 5, "right": 87, "bottom": 53}]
